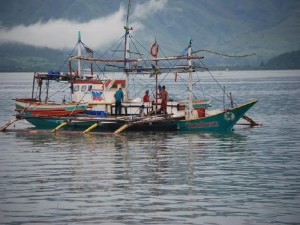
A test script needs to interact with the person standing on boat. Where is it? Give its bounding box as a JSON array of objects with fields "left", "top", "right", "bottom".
[
  {"left": 157, "top": 85, "right": 162, "bottom": 99},
  {"left": 143, "top": 90, "right": 150, "bottom": 102},
  {"left": 161, "top": 86, "right": 168, "bottom": 114},
  {"left": 114, "top": 88, "right": 124, "bottom": 115},
  {"left": 140, "top": 90, "right": 150, "bottom": 117}
]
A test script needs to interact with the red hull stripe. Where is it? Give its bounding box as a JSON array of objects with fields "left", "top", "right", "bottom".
[{"left": 15, "top": 109, "right": 85, "bottom": 116}]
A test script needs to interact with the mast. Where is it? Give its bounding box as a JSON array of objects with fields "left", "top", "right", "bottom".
[
  {"left": 90, "top": 51, "right": 94, "bottom": 76},
  {"left": 153, "top": 39, "right": 159, "bottom": 112},
  {"left": 45, "top": 79, "right": 49, "bottom": 103},
  {"left": 187, "top": 39, "right": 193, "bottom": 120},
  {"left": 32, "top": 73, "right": 36, "bottom": 99},
  {"left": 123, "top": 0, "right": 131, "bottom": 101},
  {"left": 77, "top": 31, "right": 82, "bottom": 78}
]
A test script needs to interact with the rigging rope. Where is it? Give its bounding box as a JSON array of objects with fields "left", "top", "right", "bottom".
[
  {"left": 192, "top": 49, "right": 256, "bottom": 58},
  {"left": 193, "top": 52, "right": 231, "bottom": 99},
  {"left": 57, "top": 43, "right": 78, "bottom": 72}
]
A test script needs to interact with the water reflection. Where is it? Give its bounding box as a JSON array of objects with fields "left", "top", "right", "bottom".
[{"left": 6, "top": 131, "right": 251, "bottom": 197}]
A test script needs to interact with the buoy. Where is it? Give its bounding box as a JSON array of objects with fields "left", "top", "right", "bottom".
[{"left": 150, "top": 42, "right": 159, "bottom": 57}]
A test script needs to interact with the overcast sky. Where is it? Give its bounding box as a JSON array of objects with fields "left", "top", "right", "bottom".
[{"left": 0, "top": 0, "right": 168, "bottom": 49}]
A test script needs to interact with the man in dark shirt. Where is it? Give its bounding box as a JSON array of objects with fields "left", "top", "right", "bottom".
[{"left": 114, "top": 88, "right": 124, "bottom": 115}]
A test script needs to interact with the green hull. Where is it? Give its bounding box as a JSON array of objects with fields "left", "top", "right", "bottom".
[
  {"left": 25, "top": 117, "right": 178, "bottom": 132},
  {"left": 177, "top": 100, "right": 258, "bottom": 132},
  {"left": 22, "top": 100, "right": 257, "bottom": 133}
]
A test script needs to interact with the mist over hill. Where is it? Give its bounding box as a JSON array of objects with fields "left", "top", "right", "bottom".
[{"left": 0, "top": 0, "right": 299, "bottom": 72}]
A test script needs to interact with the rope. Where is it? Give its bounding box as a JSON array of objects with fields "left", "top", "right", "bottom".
[
  {"left": 192, "top": 49, "right": 256, "bottom": 58},
  {"left": 193, "top": 53, "right": 231, "bottom": 99},
  {"left": 66, "top": 88, "right": 90, "bottom": 119},
  {"left": 57, "top": 43, "right": 78, "bottom": 72}
]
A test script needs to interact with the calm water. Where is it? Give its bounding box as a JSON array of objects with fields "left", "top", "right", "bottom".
[{"left": 0, "top": 71, "right": 300, "bottom": 225}]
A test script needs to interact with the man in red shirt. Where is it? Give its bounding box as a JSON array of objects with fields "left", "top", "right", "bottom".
[
  {"left": 143, "top": 90, "right": 150, "bottom": 102},
  {"left": 160, "top": 86, "right": 168, "bottom": 114}
]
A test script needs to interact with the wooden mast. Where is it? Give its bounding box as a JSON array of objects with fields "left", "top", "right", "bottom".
[
  {"left": 123, "top": 0, "right": 131, "bottom": 101},
  {"left": 187, "top": 39, "right": 193, "bottom": 120},
  {"left": 45, "top": 79, "right": 49, "bottom": 103},
  {"left": 32, "top": 73, "right": 36, "bottom": 99},
  {"left": 154, "top": 39, "right": 159, "bottom": 112},
  {"left": 77, "top": 31, "right": 82, "bottom": 78}
]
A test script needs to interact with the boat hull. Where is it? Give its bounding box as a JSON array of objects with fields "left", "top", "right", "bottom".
[
  {"left": 15, "top": 99, "right": 88, "bottom": 116},
  {"left": 18, "top": 100, "right": 257, "bottom": 133},
  {"left": 177, "top": 100, "right": 258, "bottom": 132},
  {"left": 23, "top": 117, "right": 178, "bottom": 132}
]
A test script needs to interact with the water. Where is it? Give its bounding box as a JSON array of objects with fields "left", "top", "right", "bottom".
[{"left": 0, "top": 71, "right": 300, "bottom": 225}]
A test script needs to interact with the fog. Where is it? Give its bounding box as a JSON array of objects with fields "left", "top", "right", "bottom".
[{"left": 0, "top": 0, "right": 167, "bottom": 49}]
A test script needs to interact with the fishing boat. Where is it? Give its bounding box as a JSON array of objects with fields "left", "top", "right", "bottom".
[
  {"left": 1, "top": 0, "right": 258, "bottom": 133},
  {"left": 13, "top": 70, "right": 89, "bottom": 116},
  {"left": 15, "top": 98, "right": 88, "bottom": 116}
]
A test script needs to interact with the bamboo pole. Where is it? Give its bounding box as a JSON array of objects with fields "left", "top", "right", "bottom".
[
  {"left": 230, "top": 92, "right": 259, "bottom": 126},
  {"left": 72, "top": 55, "right": 203, "bottom": 63},
  {"left": 242, "top": 115, "right": 259, "bottom": 126},
  {"left": 83, "top": 123, "right": 98, "bottom": 134},
  {"left": 0, "top": 118, "right": 18, "bottom": 132},
  {"left": 114, "top": 124, "right": 130, "bottom": 134},
  {"left": 114, "top": 115, "right": 167, "bottom": 134},
  {"left": 50, "top": 121, "right": 68, "bottom": 133}
]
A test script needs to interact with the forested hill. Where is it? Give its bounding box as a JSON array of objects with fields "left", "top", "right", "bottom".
[
  {"left": 0, "top": 43, "right": 67, "bottom": 72},
  {"left": 1, "top": 43, "right": 299, "bottom": 72},
  {"left": 0, "top": 0, "right": 300, "bottom": 71},
  {"left": 260, "top": 50, "right": 300, "bottom": 70}
]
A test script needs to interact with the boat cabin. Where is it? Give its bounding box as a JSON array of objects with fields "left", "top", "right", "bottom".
[{"left": 71, "top": 79, "right": 126, "bottom": 116}]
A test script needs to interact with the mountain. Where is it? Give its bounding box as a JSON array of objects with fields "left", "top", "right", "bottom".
[
  {"left": 260, "top": 50, "right": 300, "bottom": 70},
  {"left": 0, "top": 43, "right": 68, "bottom": 72},
  {"left": 0, "top": 0, "right": 300, "bottom": 71},
  {"left": 0, "top": 0, "right": 121, "bottom": 27}
]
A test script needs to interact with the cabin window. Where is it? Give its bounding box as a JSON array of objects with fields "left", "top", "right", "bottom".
[
  {"left": 74, "top": 85, "right": 79, "bottom": 92},
  {"left": 81, "top": 85, "right": 87, "bottom": 92},
  {"left": 93, "top": 84, "right": 104, "bottom": 91},
  {"left": 88, "top": 85, "right": 92, "bottom": 91}
]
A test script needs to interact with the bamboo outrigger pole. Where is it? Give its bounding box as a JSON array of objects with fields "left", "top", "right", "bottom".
[
  {"left": 83, "top": 123, "right": 98, "bottom": 134},
  {"left": 50, "top": 121, "right": 68, "bottom": 133},
  {"left": 242, "top": 115, "right": 259, "bottom": 126},
  {"left": 229, "top": 92, "right": 259, "bottom": 126},
  {"left": 0, "top": 118, "right": 18, "bottom": 132},
  {"left": 114, "top": 124, "right": 130, "bottom": 135}
]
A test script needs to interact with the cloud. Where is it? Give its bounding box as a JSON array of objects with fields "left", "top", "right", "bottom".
[
  {"left": 0, "top": 0, "right": 168, "bottom": 50},
  {"left": 0, "top": 7, "right": 126, "bottom": 49},
  {"left": 133, "top": 0, "right": 168, "bottom": 19}
]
